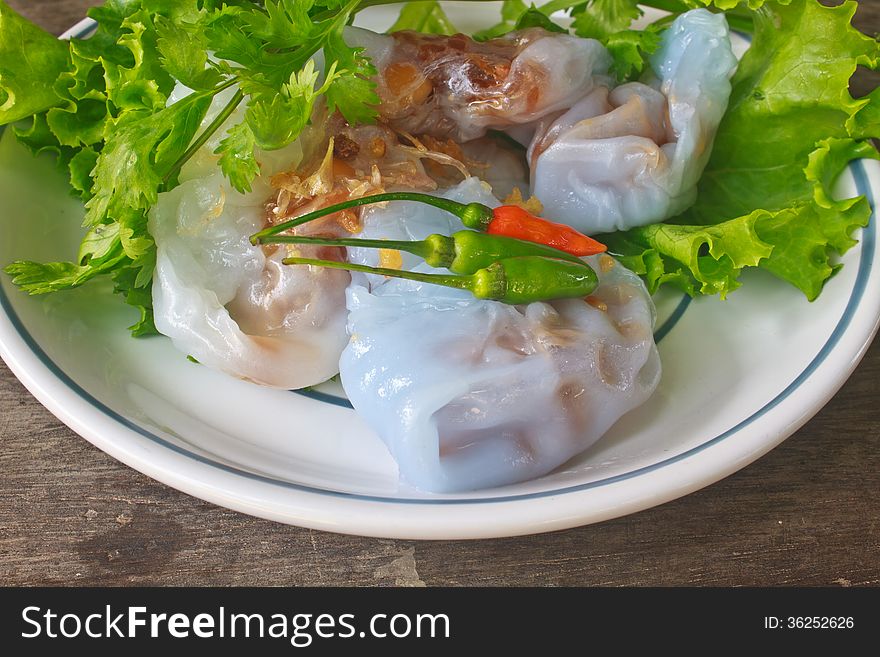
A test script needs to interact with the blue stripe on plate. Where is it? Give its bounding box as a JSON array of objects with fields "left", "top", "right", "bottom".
[{"left": 293, "top": 387, "right": 354, "bottom": 409}]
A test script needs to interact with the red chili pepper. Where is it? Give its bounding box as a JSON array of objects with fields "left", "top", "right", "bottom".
[{"left": 485, "top": 205, "right": 606, "bottom": 257}]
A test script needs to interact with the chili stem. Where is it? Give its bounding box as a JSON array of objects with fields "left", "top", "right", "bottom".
[
  {"left": 283, "top": 256, "right": 470, "bottom": 291},
  {"left": 251, "top": 192, "right": 475, "bottom": 244},
  {"left": 264, "top": 234, "right": 433, "bottom": 260}
]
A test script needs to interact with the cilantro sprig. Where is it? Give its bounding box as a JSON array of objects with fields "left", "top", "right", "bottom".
[{"left": 1, "top": 0, "right": 377, "bottom": 335}]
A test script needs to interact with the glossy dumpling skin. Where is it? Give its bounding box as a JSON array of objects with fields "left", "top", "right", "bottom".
[
  {"left": 346, "top": 27, "right": 612, "bottom": 142},
  {"left": 340, "top": 179, "right": 661, "bottom": 492},
  {"left": 150, "top": 170, "right": 351, "bottom": 389},
  {"left": 150, "top": 90, "right": 350, "bottom": 389},
  {"left": 530, "top": 9, "right": 737, "bottom": 233}
]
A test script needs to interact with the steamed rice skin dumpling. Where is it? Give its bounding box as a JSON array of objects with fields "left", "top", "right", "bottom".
[
  {"left": 529, "top": 10, "right": 737, "bottom": 233},
  {"left": 340, "top": 178, "right": 661, "bottom": 492}
]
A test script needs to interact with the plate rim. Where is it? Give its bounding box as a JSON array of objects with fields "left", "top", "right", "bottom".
[{"left": 0, "top": 17, "right": 878, "bottom": 539}]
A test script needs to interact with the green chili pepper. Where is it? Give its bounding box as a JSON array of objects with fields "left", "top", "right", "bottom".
[
  {"left": 263, "top": 230, "right": 585, "bottom": 275},
  {"left": 281, "top": 255, "right": 598, "bottom": 304}
]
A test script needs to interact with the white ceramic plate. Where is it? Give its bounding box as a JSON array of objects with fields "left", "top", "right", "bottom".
[{"left": 1, "top": 4, "right": 878, "bottom": 539}]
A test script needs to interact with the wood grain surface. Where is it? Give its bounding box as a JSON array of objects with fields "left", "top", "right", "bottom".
[{"left": 1, "top": 0, "right": 878, "bottom": 587}]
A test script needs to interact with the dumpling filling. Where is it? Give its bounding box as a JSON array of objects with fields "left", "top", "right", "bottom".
[{"left": 346, "top": 26, "right": 613, "bottom": 141}]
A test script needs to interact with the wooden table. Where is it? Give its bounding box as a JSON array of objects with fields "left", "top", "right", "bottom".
[{"left": 2, "top": 0, "right": 878, "bottom": 587}]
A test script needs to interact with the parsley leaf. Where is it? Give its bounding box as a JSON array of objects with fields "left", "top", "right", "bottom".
[
  {"left": 84, "top": 89, "right": 215, "bottom": 228},
  {"left": 571, "top": 0, "right": 643, "bottom": 36},
  {"left": 515, "top": 6, "right": 568, "bottom": 33},
  {"left": 323, "top": 29, "right": 380, "bottom": 125},
  {"left": 155, "top": 14, "right": 223, "bottom": 91},
  {"left": 240, "top": 0, "right": 316, "bottom": 50},
  {"left": 216, "top": 122, "right": 260, "bottom": 194},
  {"left": 247, "top": 60, "right": 337, "bottom": 151},
  {"left": 571, "top": 0, "right": 662, "bottom": 79}
]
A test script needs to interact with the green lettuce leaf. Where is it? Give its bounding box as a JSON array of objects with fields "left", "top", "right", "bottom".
[
  {"left": 603, "top": 210, "right": 772, "bottom": 297},
  {"left": 13, "top": 112, "right": 68, "bottom": 159},
  {"left": 754, "top": 198, "right": 870, "bottom": 299},
  {"left": 685, "top": 0, "right": 879, "bottom": 224},
  {"left": 0, "top": 1, "right": 70, "bottom": 124},
  {"left": 44, "top": 38, "right": 114, "bottom": 149}
]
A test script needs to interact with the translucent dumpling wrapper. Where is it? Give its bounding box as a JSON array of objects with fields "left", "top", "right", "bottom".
[
  {"left": 150, "top": 89, "right": 352, "bottom": 389},
  {"left": 150, "top": 170, "right": 353, "bottom": 389},
  {"left": 458, "top": 135, "right": 530, "bottom": 200},
  {"left": 345, "top": 26, "right": 613, "bottom": 142},
  {"left": 530, "top": 9, "right": 738, "bottom": 233},
  {"left": 340, "top": 179, "right": 661, "bottom": 492}
]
